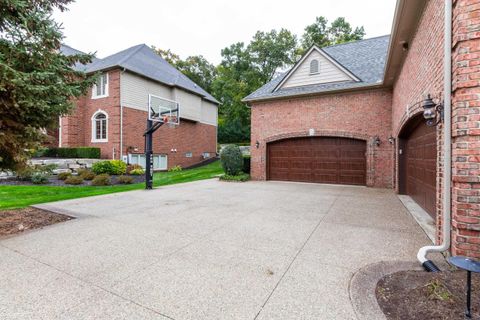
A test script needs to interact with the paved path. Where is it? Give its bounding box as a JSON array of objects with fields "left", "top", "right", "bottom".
[{"left": 0, "top": 180, "right": 431, "bottom": 319}]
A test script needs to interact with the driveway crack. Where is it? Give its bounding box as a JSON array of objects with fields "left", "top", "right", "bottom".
[{"left": 253, "top": 189, "right": 344, "bottom": 319}]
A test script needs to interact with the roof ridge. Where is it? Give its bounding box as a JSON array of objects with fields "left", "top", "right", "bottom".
[
  {"left": 117, "top": 44, "right": 147, "bottom": 65},
  {"left": 323, "top": 34, "right": 390, "bottom": 50}
]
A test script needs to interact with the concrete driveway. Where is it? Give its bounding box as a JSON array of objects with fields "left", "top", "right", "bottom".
[{"left": 0, "top": 179, "right": 431, "bottom": 319}]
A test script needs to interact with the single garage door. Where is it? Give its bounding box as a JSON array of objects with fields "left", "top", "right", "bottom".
[
  {"left": 404, "top": 123, "right": 437, "bottom": 217},
  {"left": 267, "top": 137, "right": 366, "bottom": 185}
]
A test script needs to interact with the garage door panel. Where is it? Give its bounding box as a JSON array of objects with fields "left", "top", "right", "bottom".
[
  {"left": 268, "top": 137, "right": 366, "bottom": 185},
  {"left": 404, "top": 123, "right": 437, "bottom": 218}
]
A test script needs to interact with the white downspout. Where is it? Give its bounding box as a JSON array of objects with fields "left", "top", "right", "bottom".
[{"left": 417, "top": 0, "right": 452, "bottom": 271}]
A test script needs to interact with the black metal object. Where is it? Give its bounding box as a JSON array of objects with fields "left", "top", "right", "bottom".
[
  {"left": 448, "top": 256, "right": 480, "bottom": 318},
  {"left": 422, "top": 94, "right": 444, "bottom": 126},
  {"left": 143, "top": 119, "right": 164, "bottom": 190}
]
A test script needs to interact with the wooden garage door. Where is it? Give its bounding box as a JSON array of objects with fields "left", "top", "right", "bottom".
[
  {"left": 405, "top": 123, "right": 437, "bottom": 217},
  {"left": 267, "top": 137, "right": 366, "bottom": 185}
]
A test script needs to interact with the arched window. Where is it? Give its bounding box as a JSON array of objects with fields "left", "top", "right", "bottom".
[
  {"left": 310, "top": 59, "right": 319, "bottom": 74},
  {"left": 92, "top": 110, "right": 108, "bottom": 142}
]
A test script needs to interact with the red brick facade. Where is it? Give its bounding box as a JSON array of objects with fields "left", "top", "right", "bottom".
[
  {"left": 250, "top": 0, "right": 480, "bottom": 257},
  {"left": 60, "top": 68, "right": 217, "bottom": 169},
  {"left": 451, "top": 0, "right": 480, "bottom": 258}
]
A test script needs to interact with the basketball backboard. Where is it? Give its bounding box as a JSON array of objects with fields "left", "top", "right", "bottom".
[{"left": 148, "top": 94, "right": 180, "bottom": 125}]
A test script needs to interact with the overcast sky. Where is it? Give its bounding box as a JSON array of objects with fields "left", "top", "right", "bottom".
[{"left": 54, "top": 0, "right": 397, "bottom": 64}]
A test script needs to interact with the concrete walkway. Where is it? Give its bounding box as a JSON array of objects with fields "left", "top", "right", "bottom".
[{"left": 0, "top": 180, "right": 431, "bottom": 319}]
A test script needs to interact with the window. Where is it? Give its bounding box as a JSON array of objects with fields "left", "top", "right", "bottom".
[
  {"left": 92, "top": 111, "right": 108, "bottom": 142},
  {"left": 129, "top": 154, "right": 167, "bottom": 170},
  {"left": 185, "top": 152, "right": 193, "bottom": 158},
  {"left": 92, "top": 73, "right": 108, "bottom": 98},
  {"left": 310, "top": 59, "right": 319, "bottom": 74},
  {"left": 202, "top": 152, "right": 210, "bottom": 159}
]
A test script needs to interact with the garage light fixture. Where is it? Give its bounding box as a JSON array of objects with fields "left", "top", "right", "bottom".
[
  {"left": 373, "top": 136, "right": 381, "bottom": 146},
  {"left": 255, "top": 141, "right": 260, "bottom": 149},
  {"left": 422, "top": 94, "right": 444, "bottom": 126}
]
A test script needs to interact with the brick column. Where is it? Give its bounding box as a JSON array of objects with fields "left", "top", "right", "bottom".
[{"left": 451, "top": 0, "right": 480, "bottom": 258}]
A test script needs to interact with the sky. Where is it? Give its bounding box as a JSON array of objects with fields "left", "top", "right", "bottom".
[{"left": 54, "top": 0, "right": 397, "bottom": 64}]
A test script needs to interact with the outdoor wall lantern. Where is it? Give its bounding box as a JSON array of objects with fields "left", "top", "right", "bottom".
[
  {"left": 422, "top": 94, "right": 444, "bottom": 126},
  {"left": 255, "top": 141, "right": 260, "bottom": 149},
  {"left": 373, "top": 136, "right": 381, "bottom": 146},
  {"left": 388, "top": 136, "right": 395, "bottom": 144}
]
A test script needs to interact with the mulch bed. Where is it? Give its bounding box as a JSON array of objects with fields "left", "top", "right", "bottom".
[
  {"left": 377, "top": 270, "right": 480, "bottom": 319},
  {"left": 0, "top": 207, "right": 73, "bottom": 237},
  {"left": 0, "top": 175, "right": 145, "bottom": 186}
]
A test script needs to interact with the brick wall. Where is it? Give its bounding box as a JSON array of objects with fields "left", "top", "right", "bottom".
[
  {"left": 451, "top": 0, "right": 480, "bottom": 258},
  {"left": 250, "top": 88, "right": 393, "bottom": 188},
  {"left": 61, "top": 68, "right": 217, "bottom": 169},
  {"left": 390, "top": 0, "right": 445, "bottom": 243}
]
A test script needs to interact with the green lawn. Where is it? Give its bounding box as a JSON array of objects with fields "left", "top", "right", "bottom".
[{"left": 0, "top": 160, "right": 223, "bottom": 210}]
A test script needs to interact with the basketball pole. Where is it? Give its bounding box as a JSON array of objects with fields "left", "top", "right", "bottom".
[{"left": 143, "top": 119, "right": 164, "bottom": 190}]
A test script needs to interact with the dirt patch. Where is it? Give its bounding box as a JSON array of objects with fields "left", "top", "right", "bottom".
[
  {"left": 0, "top": 207, "right": 73, "bottom": 237},
  {"left": 377, "top": 270, "right": 480, "bottom": 319}
]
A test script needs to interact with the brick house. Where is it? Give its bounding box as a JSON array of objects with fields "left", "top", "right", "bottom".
[
  {"left": 244, "top": 0, "right": 480, "bottom": 258},
  {"left": 58, "top": 44, "right": 218, "bottom": 170}
]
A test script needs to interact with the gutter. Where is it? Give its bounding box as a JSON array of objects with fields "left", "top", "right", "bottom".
[
  {"left": 120, "top": 68, "right": 126, "bottom": 161},
  {"left": 417, "top": 0, "right": 452, "bottom": 272}
]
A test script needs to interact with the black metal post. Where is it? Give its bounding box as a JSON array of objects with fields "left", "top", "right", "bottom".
[
  {"left": 145, "top": 119, "right": 154, "bottom": 190},
  {"left": 466, "top": 270, "right": 472, "bottom": 319}
]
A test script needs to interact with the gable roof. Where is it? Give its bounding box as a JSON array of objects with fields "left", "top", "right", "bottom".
[
  {"left": 62, "top": 44, "right": 219, "bottom": 104},
  {"left": 274, "top": 45, "right": 360, "bottom": 90},
  {"left": 243, "top": 35, "right": 390, "bottom": 102}
]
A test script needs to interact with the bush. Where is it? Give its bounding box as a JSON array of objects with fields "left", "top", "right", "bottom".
[
  {"left": 242, "top": 156, "right": 251, "bottom": 174},
  {"left": 16, "top": 164, "right": 56, "bottom": 181},
  {"left": 219, "top": 173, "right": 250, "bottom": 182},
  {"left": 168, "top": 165, "right": 182, "bottom": 172},
  {"left": 129, "top": 168, "right": 144, "bottom": 175},
  {"left": 220, "top": 144, "right": 244, "bottom": 175},
  {"left": 16, "top": 167, "right": 35, "bottom": 181},
  {"left": 77, "top": 169, "right": 95, "bottom": 180},
  {"left": 92, "top": 160, "right": 127, "bottom": 175},
  {"left": 64, "top": 176, "right": 84, "bottom": 185},
  {"left": 31, "top": 172, "right": 50, "bottom": 184},
  {"left": 118, "top": 175, "right": 134, "bottom": 184},
  {"left": 127, "top": 164, "right": 143, "bottom": 174},
  {"left": 57, "top": 172, "right": 72, "bottom": 180},
  {"left": 44, "top": 147, "right": 101, "bottom": 159},
  {"left": 91, "top": 173, "right": 111, "bottom": 186}
]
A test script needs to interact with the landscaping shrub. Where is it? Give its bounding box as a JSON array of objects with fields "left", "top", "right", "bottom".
[
  {"left": 129, "top": 168, "right": 144, "bottom": 175},
  {"left": 77, "top": 169, "right": 95, "bottom": 180},
  {"left": 57, "top": 172, "right": 72, "bottom": 180},
  {"left": 168, "top": 165, "right": 182, "bottom": 172},
  {"left": 16, "top": 164, "right": 56, "bottom": 181},
  {"left": 44, "top": 147, "right": 101, "bottom": 159},
  {"left": 242, "top": 155, "right": 251, "bottom": 174},
  {"left": 118, "top": 175, "right": 134, "bottom": 184},
  {"left": 127, "top": 164, "right": 143, "bottom": 174},
  {"left": 64, "top": 176, "right": 84, "bottom": 185},
  {"left": 91, "top": 173, "right": 111, "bottom": 186},
  {"left": 220, "top": 144, "right": 243, "bottom": 175},
  {"left": 16, "top": 167, "right": 35, "bottom": 181},
  {"left": 219, "top": 173, "right": 250, "bottom": 182},
  {"left": 31, "top": 172, "right": 50, "bottom": 184},
  {"left": 92, "top": 160, "right": 127, "bottom": 175}
]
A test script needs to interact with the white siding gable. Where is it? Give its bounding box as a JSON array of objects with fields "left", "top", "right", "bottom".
[
  {"left": 120, "top": 71, "right": 217, "bottom": 126},
  {"left": 280, "top": 48, "right": 356, "bottom": 89}
]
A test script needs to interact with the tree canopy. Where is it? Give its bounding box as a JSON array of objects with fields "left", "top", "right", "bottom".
[
  {"left": 0, "top": 0, "right": 95, "bottom": 170},
  {"left": 153, "top": 16, "right": 365, "bottom": 143}
]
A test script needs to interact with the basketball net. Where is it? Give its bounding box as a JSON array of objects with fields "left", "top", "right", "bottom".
[{"left": 163, "top": 115, "right": 177, "bottom": 128}]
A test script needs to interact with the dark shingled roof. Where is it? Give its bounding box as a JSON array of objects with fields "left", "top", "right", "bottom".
[
  {"left": 60, "top": 44, "right": 218, "bottom": 104},
  {"left": 243, "top": 35, "right": 390, "bottom": 102}
]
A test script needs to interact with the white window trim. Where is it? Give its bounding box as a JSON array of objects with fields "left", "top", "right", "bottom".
[
  {"left": 91, "top": 109, "right": 108, "bottom": 143},
  {"left": 91, "top": 73, "right": 109, "bottom": 99}
]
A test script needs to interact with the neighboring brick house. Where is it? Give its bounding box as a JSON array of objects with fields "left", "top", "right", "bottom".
[
  {"left": 58, "top": 44, "right": 218, "bottom": 170},
  {"left": 244, "top": 0, "right": 480, "bottom": 257}
]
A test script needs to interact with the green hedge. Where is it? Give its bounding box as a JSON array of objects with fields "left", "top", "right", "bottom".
[{"left": 44, "top": 147, "right": 101, "bottom": 159}]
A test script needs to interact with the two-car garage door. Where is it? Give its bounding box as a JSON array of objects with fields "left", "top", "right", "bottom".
[{"left": 267, "top": 137, "right": 366, "bottom": 186}]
